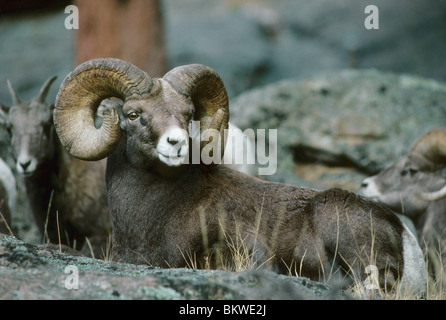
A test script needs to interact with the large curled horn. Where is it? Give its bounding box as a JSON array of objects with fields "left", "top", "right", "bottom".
[
  {"left": 163, "top": 64, "right": 229, "bottom": 160},
  {"left": 408, "top": 127, "right": 446, "bottom": 170},
  {"left": 54, "top": 58, "right": 153, "bottom": 161}
]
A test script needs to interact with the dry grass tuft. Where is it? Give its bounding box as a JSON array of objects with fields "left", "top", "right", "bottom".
[{"left": 182, "top": 204, "right": 445, "bottom": 300}]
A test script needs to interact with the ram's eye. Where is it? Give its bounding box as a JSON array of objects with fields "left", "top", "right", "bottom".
[
  {"left": 187, "top": 111, "right": 194, "bottom": 122},
  {"left": 128, "top": 112, "right": 139, "bottom": 121}
]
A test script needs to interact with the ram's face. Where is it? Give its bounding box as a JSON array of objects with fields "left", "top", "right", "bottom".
[
  {"left": 360, "top": 158, "right": 446, "bottom": 218},
  {"left": 6, "top": 101, "right": 54, "bottom": 176},
  {"left": 118, "top": 80, "right": 195, "bottom": 168},
  {"left": 54, "top": 59, "right": 229, "bottom": 167}
]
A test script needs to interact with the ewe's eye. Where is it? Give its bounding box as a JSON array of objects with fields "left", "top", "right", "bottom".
[
  {"left": 401, "top": 167, "right": 418, "bottom": 176},
  {"left": 128, "top": 112, "right": 139, "bottom": 121}
]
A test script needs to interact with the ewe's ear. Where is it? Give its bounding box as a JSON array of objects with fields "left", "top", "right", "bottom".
[
  {"left": 0, "top": 101, "right": 9, "bottom": 111},
  {"left": 0, "top": 103, "right": 9, "bottom": 124}
]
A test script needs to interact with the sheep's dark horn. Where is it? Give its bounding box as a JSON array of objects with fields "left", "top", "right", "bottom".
[
  {"left": 420, "top": 185, "right": 446, "bottom": 202},
  {"left": 54, "top": 58, "right": 153, "bottom": 161},
  {"left": 163, "top": 64, "right": 229, "bottom": 159},
  {"left": 35, "top": 76, "right": 58, "bottom": 103},
  {"left": 7, "top": 80, "right": 21, "bottom": 106}
]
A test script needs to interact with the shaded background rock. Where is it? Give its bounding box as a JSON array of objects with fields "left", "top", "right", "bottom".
[
  {"left": 2, "top": 0, "right": 446, "bottom": 110},
  {"left": 164, "top": 0, "right": 446, "bottom": 98},
  {"left": 230, "top": 70, "right": 446, "bottom": 189}
]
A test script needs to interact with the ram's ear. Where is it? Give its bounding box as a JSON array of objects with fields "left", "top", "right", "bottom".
[
  {"left": 96, "top": 98, "right": 124, "bottom": 129},
  {"left": 54, "top": 58, "right": 152, "bottom": 161}
]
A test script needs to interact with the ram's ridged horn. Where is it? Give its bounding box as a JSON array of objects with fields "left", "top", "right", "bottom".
[
  {"left": 163, "top": 64, "right": 229, "bottom": 159},
  {"left": 408, "top": 127, "right": 446, "bottom": 170},
  {"left": 35, "top": 76, "right": 58, "bottom": 103},
  {"left": 54, "top": 58, "right": 153, "bottom": 161}
]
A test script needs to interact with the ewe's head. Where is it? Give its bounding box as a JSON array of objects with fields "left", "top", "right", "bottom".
[
  {"left": 360, "top": 127, "right": 446, "bottom": 219},
  {"left": 54, "top": 58, "right": 228, "bottom": 170},
  {"left": 1, "top": 77, "right": 57, "bottom": 176}
]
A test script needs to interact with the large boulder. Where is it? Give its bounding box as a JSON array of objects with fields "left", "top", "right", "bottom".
[
  {"left": 230, "top": 69, "right": 446, "bottom": 190},
  {"left": 164, "top": 0, "right": 446, "bottom": 98}
]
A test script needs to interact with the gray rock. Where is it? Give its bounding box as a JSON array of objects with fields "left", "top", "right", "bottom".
[
  {"left": 0, "top": 233, "right": 349, "bottom": 300},
  {"left": 230, "top": 69, "right": 446, "bottom": 190},
  {"left": 164, "top": 0, "right": 446, "bottom": 98}
]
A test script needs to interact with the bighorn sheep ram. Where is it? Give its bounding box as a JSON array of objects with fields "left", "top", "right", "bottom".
[
  {"left": 1, "top": 78, "right": 111, "bottom": 257},
  {"left": 54, "top": 58, "right": 427, "bottom": 293},
  {"left": 360, "top": 127, "right": 446, "bottom": 273}
]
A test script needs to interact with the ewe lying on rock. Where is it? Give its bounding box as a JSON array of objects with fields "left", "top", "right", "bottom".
[{"left": 360, "top": 127, "right": 446, "bottom": 276}]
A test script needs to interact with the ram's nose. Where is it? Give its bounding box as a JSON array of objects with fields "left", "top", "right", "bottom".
[{"left": 157, "top": 127, "right": 189, "bottom": 166}]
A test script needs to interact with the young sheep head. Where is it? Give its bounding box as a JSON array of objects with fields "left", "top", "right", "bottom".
[
  {"left": 360, "top": 127, "right": 446, "bottom": 219},
  {"left": 1, "top": 77, "right": 57, "bottom": 176},
  {"left": 54, "top": 58, "right": 229, "bottom": 169}
]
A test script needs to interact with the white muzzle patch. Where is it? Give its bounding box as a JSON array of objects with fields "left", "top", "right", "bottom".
[
  {"left": 16, "top": 154, "right": 38, "bottom": 176},
  {"left": 359, "top": 177, "right": 382, "bottom": 200},
  {"left": 156, "top": 127, "right": 189, "bottom": 167}
]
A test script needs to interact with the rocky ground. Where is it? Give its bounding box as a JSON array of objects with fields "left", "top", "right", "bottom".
[
  {"left": 1, "top": 0, "right": 445, "bottom": 300},
  {"left": 0, "top": 233, "right": 348, "bottom": 300}
]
